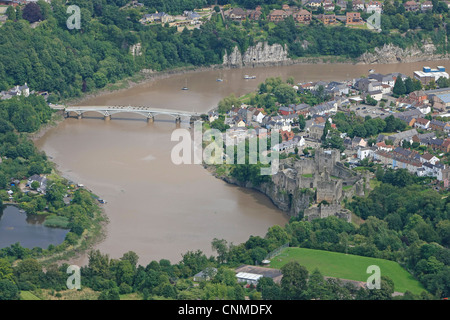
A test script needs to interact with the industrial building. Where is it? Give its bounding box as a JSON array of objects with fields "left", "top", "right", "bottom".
[{"left": 413, "top": 66, "right": 449, "bottom": 85}]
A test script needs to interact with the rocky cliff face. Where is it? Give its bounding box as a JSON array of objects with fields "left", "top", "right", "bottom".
[
  {"left": 130, "top": 43, "right": 142, "bottom": 57},
  {"left": 358, "top": 42, "right": 446, "bottom": 64},
  {"left": 217, "top": 172, "right": 312, "bottom": 218},
  {"left": 222, "top": 41, "right": 446, "bottom": 68},
  {"left": 222, "top": 42, "right": 291, "bottom": 68}
]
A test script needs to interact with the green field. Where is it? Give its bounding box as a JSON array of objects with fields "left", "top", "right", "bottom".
[
  {"left": 20, "top": 291, "right": 41, "bottom": 300},
  {"left": 270, "top": 247, "right": 425, "bottom": 294}
]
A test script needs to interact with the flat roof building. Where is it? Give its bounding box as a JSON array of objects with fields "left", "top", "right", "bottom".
[
  {"left": 414, "top": 66, "right": 449, "bottom": 84},
  {"left": 235, "top": 272, "right": 263, "bottom": 285}
]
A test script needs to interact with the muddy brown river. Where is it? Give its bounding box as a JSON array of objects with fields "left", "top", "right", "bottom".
[{"left": 35, "top": 60, "right": 450, "bottom": 266}]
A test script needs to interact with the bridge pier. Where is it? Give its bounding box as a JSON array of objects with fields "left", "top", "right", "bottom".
[{"left": 60, "top": 106, "right": 199, "bottom": 124}]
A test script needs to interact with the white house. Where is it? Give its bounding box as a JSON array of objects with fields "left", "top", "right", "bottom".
[
  {"left": 353, "top": 0, "right": 365, "bottom": 11},
  {"left": 420, "top": 153, "right": 439, "bottom": 165},
  {"left": 366, "top": 1, "right": 383, "bottom": 13},
  {"left": 417, "top": 105, "right": 432, "bottom": 115},
  {"left": 1, "top": 83, "right": 30, "bottom": 100},
  {"left": 368, "top": 90, "right": 383, "bottom": 101},
  {"left": 253, "top": 111, "right": 265, "bottom": 123},
  {"left": 270, "top": 120, "right": 292, "bottom": 132},
  {"left": 208, "top": 111, "right": 219, "bottom": 122},
  {"left": 414, "top": 118, "right": 431, "bottom": 130},
  {"left": 357, "top": 147, "right": 374, "bottom": 160}
]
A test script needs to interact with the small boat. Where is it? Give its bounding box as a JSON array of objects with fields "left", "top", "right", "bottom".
[
  {"left": 216, "top": 78, "right": 223, "bottom": 82},
  {"left": 244, "top": 75, "right": 256, "bottom": 79},
  {"left": 182, "top": 79, "right": 189, "bottom": 90},
  {"left": 368, "top": 69, "right": 375, "bottom": 74}
]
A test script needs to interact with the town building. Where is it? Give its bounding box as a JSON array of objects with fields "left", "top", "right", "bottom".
[
  {"left": 226, "top": 7, "right": 247, "bottom": 21},
  {"left": 0, "top": 83, "right": 30, "bottom": 100},
  {"left": 413, "top": 66, "right": 449, "bottom": 85},
  {"left": 268, "top": 9, "right": 289, "bottom": 22},
  {"left": 235, "top": 272, "right": 263, "bottom": 285},
  {"left": 346, "top": 12, "right": 363, "bottom": 24},
  {"left": 306, "top": 0, "right": 323, "bottom": 10},
  {"left": 317, "top": 13, "right": 336, "bottom": 25},
  {"left": 323, "top": 0, "right": 335, "bottom": 12},
  {"left": 366, "top": 1, "right": 383, "bottom": 14},
  {"left": 352, "top": 0, "right": 365, "bottom": 11},
  {"left": 293, "top": 9, "right": 312, "bottom": 24},
  {"left": 404, "top": 1, "right": 419, "bottom": 11},
  {"left": 235, "top": 265, "right": 283, "bottom": 284},
  {"left": 414, "top": 117, "right": 431, "bottom": 130},
  {"left": 140, "top": 12, "right": 174, "bottom": 24},
  {"left": 421, "top": 1, "right": 433, "bottom": 11}
]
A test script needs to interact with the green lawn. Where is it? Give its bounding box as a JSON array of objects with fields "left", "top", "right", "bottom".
[
  {"left": 269, "top": 247, "right": 425, "bottom": 294},
  {"left": 369, "top": 179, "right": 381, "bottom": 190},
  {"left": 268, "top": 22, "right": 276, "bottom": 30},
  {"left": 20, "top": 291, "right": 41, "bottom": 300}
]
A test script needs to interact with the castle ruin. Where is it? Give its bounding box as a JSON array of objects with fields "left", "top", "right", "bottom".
[{"left": 270, "top": 148, "right": 364, "bottom": 221}]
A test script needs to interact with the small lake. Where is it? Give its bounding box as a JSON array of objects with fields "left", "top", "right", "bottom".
[{"left": 0, "top": 205, "right": 69, "bottom": 250}]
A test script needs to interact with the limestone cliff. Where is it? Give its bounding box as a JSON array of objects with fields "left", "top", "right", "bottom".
[
  {"left": 358, "top": 42, "right": 447, "bottom": 64},
  {"left": 217, "top": 173, "right": 313, "bottom": 217},
  {"left": 130, "top": 43, "right": 143, "bottom": 57},
  {"left": 222, "top": 42, "right": 291, "bottom": 68},
  {"left": 222, "top": 41, "right": 448, "bottom": 68}
]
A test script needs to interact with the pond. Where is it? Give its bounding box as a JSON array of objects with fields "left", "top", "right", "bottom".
[{"left": 0, "top": 205, "right": 69, "bottom": 250}]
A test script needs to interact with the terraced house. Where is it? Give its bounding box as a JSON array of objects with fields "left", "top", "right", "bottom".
[
  {"left": 317, "top": 13, "right": 336, "bottom": 25},
  {"left": 366, "top": 1, "right": 383, "bottom": 13},
  {"left": 293, "top": 9, "right": 312, "bottom": 24},
  {"left": 404, "top": 1, "right": 420, "bottom": 11},
  {"left": 268, "top": 9, "right": 289, "bottom": 22},
  {"left": 346, "top": 12, "right": 363, "bottom": 24},
  {"left": 352, "top": 0, "right": 365, "bottom": 11}
]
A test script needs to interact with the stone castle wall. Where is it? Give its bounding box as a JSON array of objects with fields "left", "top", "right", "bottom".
[{"left": 304, "top": 204, "right": 352, "bottom": 223}]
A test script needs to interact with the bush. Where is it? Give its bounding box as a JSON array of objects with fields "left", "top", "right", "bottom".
[
  {"left": 18, "top": 281, "right": 36, "bottom": 291},
  {"left": 43, "top": 215, "right": 70, "bottom": 229},
  {"left": 119, "top": 282, "right": 133, "bottom": 295}
]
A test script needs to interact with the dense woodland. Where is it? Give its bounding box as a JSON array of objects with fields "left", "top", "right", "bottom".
[
  {"left": 1, "top": 170, "right": 448, "bottom": 300},
  {"left": 1, "top": 0, "right": 450, "bottom": 101},
  {"left": 0, "top": 95, "right": 105, "bottom": 276},
  {"left": 0, "top": 0, "right": 450, "bottom": 300},
  {"left": 0, "top": 96, "right": 53, "bottom": 189}
]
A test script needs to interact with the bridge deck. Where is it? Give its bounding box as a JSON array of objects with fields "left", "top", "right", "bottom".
[{"left": 63, "top": 105, "right": 199, "bottom": 116}]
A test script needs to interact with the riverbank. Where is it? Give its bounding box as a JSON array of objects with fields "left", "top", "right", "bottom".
[
  {"left": 204, "top": 163, "right": 302, "bottom": 218},
  {"left": 28, "top": 112, "right": 65, "bottom": 142},
  {"left": 5, "top": 113, "right": 111, "bottom": 266}
]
